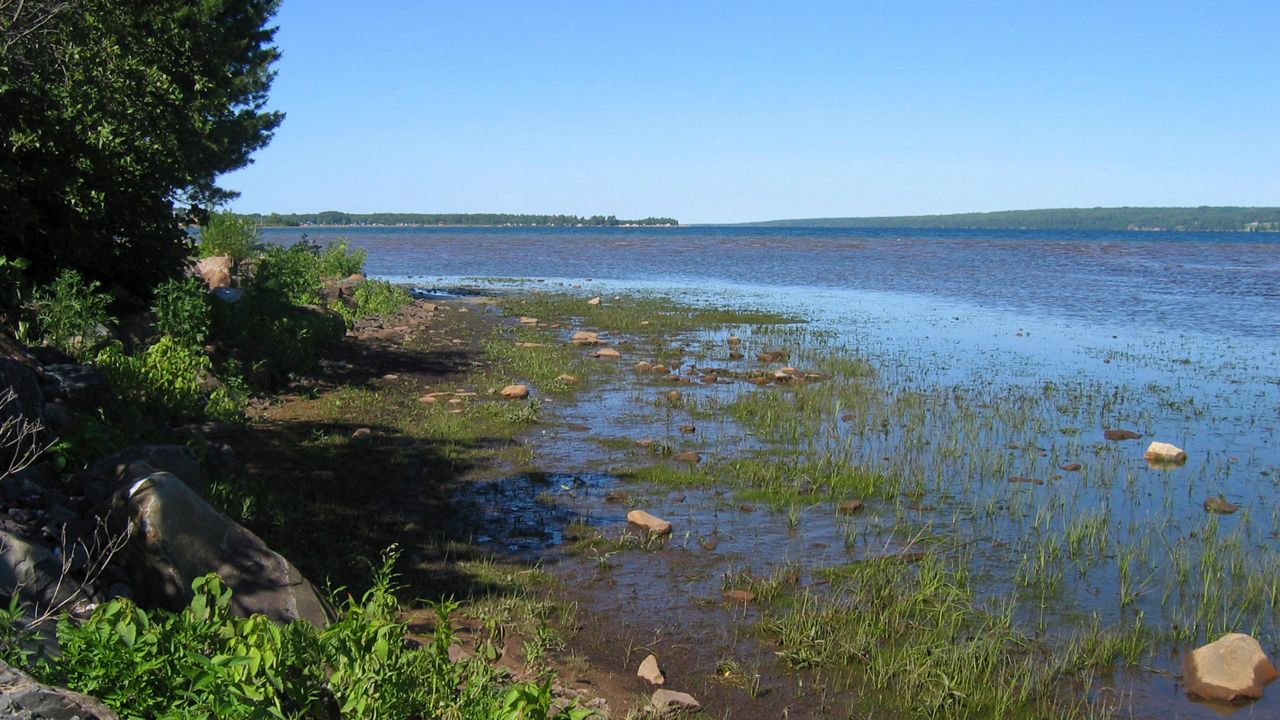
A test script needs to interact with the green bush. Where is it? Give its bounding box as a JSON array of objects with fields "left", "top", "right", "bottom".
[
  {"left": 317, "top": 241, "right": 367, "bottom": 279},
  {"left": 199, "top": 212, "right": 261, "bottom": 261},
  {"left": 96, "top": 335, "right": 242, "bottom": 423},
  {"left": 30, "top": 269, "right": 115, "bottom": 361},
  {"left": 257, "top": 242, "right": 323, "bottom": 306},
  {"left": 212, "top": 296, "right": 345, "bottom": 379},
  {"left": 152, "top": 276, "right": 211, "bottom": 349},
  {"left": 30, "top": 551, "right": 593, "bottom": 720},
  {"left": 333, "top": 280, "right": 412, "bottom": 324}
]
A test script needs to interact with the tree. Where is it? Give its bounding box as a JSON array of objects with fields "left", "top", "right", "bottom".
[{"left": 0, "top": 0, "right": 283, "bottom": 299}]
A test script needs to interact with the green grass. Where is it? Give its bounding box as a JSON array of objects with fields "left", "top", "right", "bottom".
[{"left": 498, "top": 292, "right": 798, "bottom": 334}]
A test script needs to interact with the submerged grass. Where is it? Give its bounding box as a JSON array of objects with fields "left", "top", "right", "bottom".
[{"left": 498, "top": 292, "right": 798, "bottom": 334}]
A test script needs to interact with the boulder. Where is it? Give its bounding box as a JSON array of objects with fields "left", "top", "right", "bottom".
[
  {"left": 1144, "top": 441, "right": 1187, "bottom": 465},
  {"left": 0, "top": 359, "right": 43, "bottom": 425},
  {"left": 634, "top": 361, "right": 653, "bottom": 373},
  {"left": 115, "top": 472, "right": 333, "bottom": 625},
  {"left": 1103, "top": 428, "right": 1142, "bottom": 441},
  {"left": 1183, "top": 633, "right": 1278, "bottom": 702},
  {"left": 81, "top": 445, "right": 202, "bottom": 495},
  {"left": 500, "top": 384, "right": 529, "bottom": 400},
  {"left": 651, "top": 689, "right": 700, "bottom": 713},
  {"left": 0, "top": 660, "right": 117, "bottom": 719},
  {"left": 0, "top": 530, "right": 70, "bottom": 610},
  {"left": 637, "top": 654, "right": 665, "bottom": 685},
  {"left": 41, "top": 364, "right": 109, "bottom": 409},
  {"left": 194, "top": 256, "right": 233, "bottom": 290},
  {"left": 627, "top": 510, "right": 672, "bottom": 535}
]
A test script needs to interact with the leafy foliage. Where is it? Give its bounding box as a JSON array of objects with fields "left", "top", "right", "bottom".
[
  {"left": 30, "top": 269, "right": 114, "bottom": 361},
  {"left": 199, "top": 212, "right": 262, "bottom": 261},
  {"left": 0, "top": 0, "right": 284, "bottom": 297},
  {"left": 333, "top": 280, "right": 411, "bottom": 324},
  {"left": 152, "top": 277, "right": 212, "bottom": 349},
  {"left": 32, "top": 551, "right": 593, "bottom": 720},
  {"left": 96, "top": 336, "right": 240, "bottom": 423}
]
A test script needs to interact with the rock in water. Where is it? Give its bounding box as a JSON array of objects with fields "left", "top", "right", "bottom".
[
  {"left": 570, "top": 330, "right": 601, "bottom": 346},
  {"left": 0, "top": 660, "right": 118, "bottom": 719},
  {"left": 117, "top": 472, "right": 334, "bottom": 625},
  {"left": 627, "top": 510, "right": 672, "bottom": 535},
  {"left": 1183, "top": 633, "right": 1279, "bottom": 702},
  {"left": 1203, "top": 497, "right": 1240, "bottom": 515},
  {"left": 637, "top": 654, "right": 665, "bottom": 685},
  {"left": 1103, "top": 428, "right": 1142, "bottom": 441},
  {"left": 651, "top": 689, "right": 700, "bottom": 713},
  {"left": 500, "top": 384, "right": 529, "bottom": 399},
  {"left": 591, "top": 348, "right": 621, "bottom": 359},
  {"left": 1144, "top": 441, "right": 1188, "bottom": 465}
]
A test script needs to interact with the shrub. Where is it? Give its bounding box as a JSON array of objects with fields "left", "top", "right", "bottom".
[
  {"left": 256, "top": 241, "right": 322, "bottom": 305},
  {"left": 30, "top": 550, "right": 593, "bottom": 720},
  {"left": 30, "top": 269, "right": 114, "bottom": 361},
  {"left": 333, "top": 279, "right": 412, "bottom": 324},
  {"left": 199, "top": 212, "right": 261, "bottom": 261},
  {"left": 317, "top": 241, "right": 367, "bottom": 279},
  {"left": 151, "top": 276, "right": 211, "bottom": 349},
  {"left": 96, "top": 335, "right": 242, "bottom": 423}
]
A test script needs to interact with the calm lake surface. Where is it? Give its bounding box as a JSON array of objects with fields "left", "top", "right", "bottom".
[{"left": 265, "top": 225, "right": 1280, "bottom": 716}]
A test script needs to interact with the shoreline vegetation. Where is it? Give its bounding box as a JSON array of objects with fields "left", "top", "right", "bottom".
[
  {"left": 241, "top": 212, "right": 680, "bottom": 227},
  {"left": 733, "top": 205, "right": 1280, "bottom": 232}
]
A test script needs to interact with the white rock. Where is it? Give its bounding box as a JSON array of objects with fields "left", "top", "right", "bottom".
[
  {"left": 586, "top": 296, "right": 601, "bottom": 305},
  {"left": 1144, "top": 441, "right": 1187, "bottom": 464},
  {"left": 1183, "top": 633, "right": 1279, "bottom": 702}
]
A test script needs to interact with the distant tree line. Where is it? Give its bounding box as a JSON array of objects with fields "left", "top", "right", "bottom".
[
  {"left": 740, "top": 207, "right": 1280, "bottom": 232},
  {"left": 241, "top": 212, "right": 679, "bottom": 227}
]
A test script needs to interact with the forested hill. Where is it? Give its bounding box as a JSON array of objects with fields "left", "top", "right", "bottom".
[
  {"left": 736, "top": 207, "right": 1280, "bottom": 232},
  {"left": 242, "top": 212, "right": 678, "bottom": 227}
]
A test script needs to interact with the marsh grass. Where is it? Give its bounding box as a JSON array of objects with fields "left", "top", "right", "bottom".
[{"left": 498, "top": 292, "right": 797, "bottom": 334}]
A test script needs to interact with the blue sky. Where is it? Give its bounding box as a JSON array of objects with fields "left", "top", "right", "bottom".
[{"left": 225, "top": 1, "right": 1280, "bottom": 224}]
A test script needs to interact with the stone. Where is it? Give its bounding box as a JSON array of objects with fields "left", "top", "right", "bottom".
[
  {"left": 586, "top": 296, "right": 601, "bottom": 305},
  {"left": 352, "top": 427, "right": 373, "bottom": 439},
  {"left": 635, "top": 439, "right": 654, "bottom": 449},
  {"left": 0, "top": 660, "right": 118, "bottom": 719},
  {"left": 723, "top": 590, "right": 756, "bottom": 603},
  {"left": 570, "top": 331, "right": 602, "bottom": 346},
  {"left": 1204, "top": 497, "right": 1240, "bottom": 515},
  {"left": 679, "top": 424, "right": 696, "bottom": 434},
  {"left": 1183, "top": 633, "right": 1279, "bottom": 702},
  {"left": 665, "top": 390, "right": 682, "bottom": 402},
  {"left": 634, "top": 361, "right": 653, "bottom": 373},
  {"left": 0, "top": 530, "right": 69, "bottom": 610},
  {"left": 195, "top": 256, "right": 233, "bottom": 290},
  {"left": 727, "top": 335, "right": 742, "bottom": 347},
  {"left": 637, "top": 654, "right": 665, "bottom": 686},
  {"left": 1060, "top": 463, "right": 1082, "bottom": 472},
  {"left": 1103, "top": 428, "right": 1142, "bottom": 441},
  {"left": 0, "top": 358, "right": 43, "bottom": 425},
  {"left": 837, "top": 500, "right": 865, "bottom": 515},
  {"left": 40, "top": 364, "right": 109, "bottom": 408},
  {"left": 757, "top": 350, "right": 789, "bottom": 364},
  {"left": 591, "top": 348, "right": 621, "bottom": 359},
  {"left": 80, "top": 445, "right": 202, "bottom": 494},
  {"left": 555, "top": 374, "right": 578, "bottom": 384},
  {"left": 627, "top": 510, "right": 672, "bottom": 535},
  {"left": 500, "top": 384, "right": 529, "bottom": 399},
  {"left": 1144, "top": 441, "right": 1187, "bottom": 465},
  {"left": 518, "top": 316, "right": 539, "bottom": 325},
  {"left": 115, "top": 472, "right": 333, "bottom": 625},
  {"left": 1008, "top": 476, "right": 1045, "bottom": 485},
  {"left": 651, "top": 689, "right": 700, "bottom": 713}
]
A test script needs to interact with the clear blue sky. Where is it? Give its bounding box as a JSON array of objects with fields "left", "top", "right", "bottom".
[{"left": 224, "top": 1, "right": 1279, "bottom": 224}]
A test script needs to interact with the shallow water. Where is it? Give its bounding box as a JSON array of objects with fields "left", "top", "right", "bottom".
[{"left": 268, "top": 225, "right": 1280, "bottom": 716}]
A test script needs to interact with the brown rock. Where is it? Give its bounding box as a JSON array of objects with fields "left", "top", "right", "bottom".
[
  {"left": 837, "top": 500, "right": 865, "bottom": 515},
  {"left": 352, "top": 428, "right": 373, "bottom": 439},
  {"left": 500, "top": 384, "right": 529, "bottom": 399},
  {"left": 1183, "top": 633, "right": 1279, "bottom": 702},
  {"left": 1060, "top": 463, "right": 1082, "bottom": 472},
  {"left": 634, "top": 361, "right": 653, "bottom": 373},
  {"left": 1204, "top": 497, "right": 1240, "bottom": 515},
  {"left": 591, "top": 347, "right": 621, "bottom": 359},
  {"left": 556, "top": 374, "right": 578, "bottom": 384},
  {"left": 1008, "top": 475, "right": 1045, "bottom": 485},
  {"left": 570, "top": 330, "right": 602, "bottom": 346},
  {"left": 727, "top": 335, "right": 742, "bottom": 347},
  {"left": 679, "top": 424, "right": 696, "bottom": 434},
  {"left": 627, "top": 510, "right": 672, "bottom": 535},
  {"left": 1104, "top": 428, "right": 1142, "bottom": 441},
  {"left": 635, "top": 439, "right": 654, "bottom": 449},
  {"left": 195, "top": 256, "right": 233, "bottom": 290},
  {"left": 651, "top": 689, "right": 700, "bottom": 713}
]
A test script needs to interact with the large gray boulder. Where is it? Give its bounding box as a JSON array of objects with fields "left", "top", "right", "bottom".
[
  {"left": 116, "top": 472, "right": 333, "bottom": 625},
  {"left": 0, "top": 660, "right": 117, "bottom": 720},
  {"left": 0, "top": 531, "right": 67, "bottom": 611},
  {"left": 39, "top": 364, "right": 109, "bottom": 410}
]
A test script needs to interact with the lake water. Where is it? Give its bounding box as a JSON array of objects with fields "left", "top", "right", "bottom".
[{"left": 264, "top": 225, "right": 1280, "bottom": 716}]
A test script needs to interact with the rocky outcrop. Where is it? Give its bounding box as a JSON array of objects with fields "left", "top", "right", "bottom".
[
  {"left": 0, "top": 661, "right": 117, "bottom": 719},
  {"left": 1183, "top": 633, "right": 1278, "bottom": 702},
  {"left": 0, "top": 530, "right": 71, "bottom": 611},
  {"left": 114, "top": 472, "right": 333, "bottom": 625},
  {"left": 194, "top": 256, "right": 233, "bottom": 290}
]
